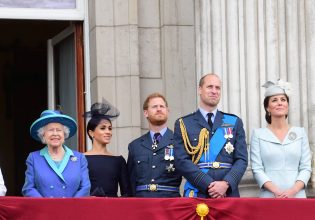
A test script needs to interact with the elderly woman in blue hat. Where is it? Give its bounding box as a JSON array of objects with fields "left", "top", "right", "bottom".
[
  {"left": 250, "top": 79, "right": 311, "bottom": 198},
  {"left": 22, "top": 110, "right": 91, "bottom": 197}
]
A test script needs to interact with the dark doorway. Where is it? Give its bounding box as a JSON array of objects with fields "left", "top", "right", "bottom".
[{"left": 0, "top": 20, "right": 70, "bottom": 195}]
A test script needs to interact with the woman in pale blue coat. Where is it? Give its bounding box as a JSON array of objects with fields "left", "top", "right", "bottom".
[
  {"left": 250, "top": 80, "right": 311, "bottom": 198},
  {"left": 22, "top": 110, "right": 91, "bottom": 197}
]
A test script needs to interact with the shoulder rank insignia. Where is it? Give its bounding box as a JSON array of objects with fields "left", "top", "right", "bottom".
[{"left": 221, "top": 123, "right": 234, "bottom": 128}]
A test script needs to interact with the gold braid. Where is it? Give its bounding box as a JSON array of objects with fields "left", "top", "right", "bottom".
[{"left": 179, "top": 118, "right": 209, "bottom": 164}]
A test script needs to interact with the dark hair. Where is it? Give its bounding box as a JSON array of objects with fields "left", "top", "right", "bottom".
[
  {"left": 86, "top": 115, "right": 111, "bottom": 140},
  {"left": 263, "top": 94, "right": 289, "bottom": 124},
  {"left": 143, "top": 92, "right": 168, "bottom": 110}
]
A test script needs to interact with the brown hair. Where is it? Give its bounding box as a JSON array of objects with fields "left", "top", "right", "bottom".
[{"left": 143, "top": 93, "right": 168, "bottom": 110}]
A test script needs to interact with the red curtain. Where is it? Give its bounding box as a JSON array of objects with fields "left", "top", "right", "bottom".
[{"left": 0, "top": 197, "right": 314, "bottom": 220}]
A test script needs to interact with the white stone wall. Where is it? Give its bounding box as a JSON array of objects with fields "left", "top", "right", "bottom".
[
  {"left": 195, "top": 0, "right": 315, "bottom": 196},
  {"left": 88, "top": 0, "right": 141, "bottom": 157},
  {"left": 88, "top": 0, "right": 315, "bottom": 197},
  {"left": 139, "top": 0, "right": 197, "bottom": 132},
  {"left": 88, "top": 0, "right": 197, "bottom": 155}
]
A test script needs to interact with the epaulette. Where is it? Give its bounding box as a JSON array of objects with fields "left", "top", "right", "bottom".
[
  {"left": 221, "top": 111, "right": 239, "bottom": 118},
  {"left": 177, "top": 111, "right": 196, "bottom": 120}
]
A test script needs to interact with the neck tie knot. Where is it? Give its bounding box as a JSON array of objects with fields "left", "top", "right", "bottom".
[
  {"left": 153, "top": 132, "right": 162, "bottom": 144},
  {"left": 207, "top": 113, "right": 213, "bottom": 129}
]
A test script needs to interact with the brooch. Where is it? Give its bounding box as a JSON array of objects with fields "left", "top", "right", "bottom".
[
  {"left": 71, "top": 156, "right": 78, "bottom": 162},
  {"left": 288, "top": 132, "right": 297, "bottom": 141}
]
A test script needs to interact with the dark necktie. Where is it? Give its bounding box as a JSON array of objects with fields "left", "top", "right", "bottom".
[
  {"left": 153, "top": 133, "right": 162, "bottom": 144},
  {"left": 207, "top": 113, "right": 213, "bottom": 130}
]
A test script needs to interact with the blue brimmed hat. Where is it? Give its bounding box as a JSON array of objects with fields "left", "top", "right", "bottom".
[{"left": 30, "top": 110, "right": 77, "bottom": 141}]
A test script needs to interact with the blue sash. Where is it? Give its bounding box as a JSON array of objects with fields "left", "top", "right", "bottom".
[{"left": 184, "top": 114, "right": 237, "bottom": 197}]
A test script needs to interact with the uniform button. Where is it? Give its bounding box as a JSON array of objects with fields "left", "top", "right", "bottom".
[
  {"left": 50, "top": 185, "right": 54, "bottom": 189},
  {"left": 62, "top": 185, "right": 66, "bottom": 189},
  {"left": 153, "top": 153, "right": 157, "bottom": 156},
  {"left": 137, "top": 161, "right": 140, "bottom": 163},
  {"left": 152, "top": 165, "right": 156, "bottom": 169},
  {"left": 151, "top": 179, "right": 155, "bottom": 182},
  {"left": 62, "top": 196, "right": 65, "bottom": 198}
]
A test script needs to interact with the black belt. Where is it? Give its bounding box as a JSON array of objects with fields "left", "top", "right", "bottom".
[{"left": 136, "top": 184, "right": 179, "bottom": 192}]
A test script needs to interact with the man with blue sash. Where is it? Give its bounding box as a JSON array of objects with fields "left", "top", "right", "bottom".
[{"left": 174, "top": 73, "right": 248, "bottom": 198}]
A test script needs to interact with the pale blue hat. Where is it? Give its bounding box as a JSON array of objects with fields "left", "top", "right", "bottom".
[
  {"left": 262, "top": 79, "right": 291, "bottom": 97},
  {"left": 30, "top": 110, "right": 77, "bottom": 141}
]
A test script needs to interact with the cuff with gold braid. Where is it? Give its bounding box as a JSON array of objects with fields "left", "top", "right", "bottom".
[
  {"left": 136, "top": 184, "right": 179, "bottom": 192},
  {"left": 197, "top": 161, "right": 232, "bottom": 169}
]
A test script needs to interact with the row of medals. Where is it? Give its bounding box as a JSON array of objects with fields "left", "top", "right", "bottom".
[{"left": 152, "top": 141, "right": 175, "bottom": 172}]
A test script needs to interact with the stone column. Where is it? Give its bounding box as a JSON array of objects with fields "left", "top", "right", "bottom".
[
  {"left": 195, "top": 0, "right": 315, "bottom": 196},
  {"left": 88, "top": 0, "right": 141, "bottom": 157},
  {"left": 306, "top": 0, "right": 315, "bottom": 190},
  {"left": 138, "top": 0, "right": 197, "bottom": 130}
]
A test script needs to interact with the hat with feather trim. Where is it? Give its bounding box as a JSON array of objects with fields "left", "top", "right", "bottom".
[{"left": 84, "top": 99, "right": 120, "bottom": 121}]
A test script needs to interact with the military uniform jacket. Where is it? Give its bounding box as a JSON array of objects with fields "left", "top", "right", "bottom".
[
  {"left": 127, "top": 128, "right": 182, "bottom": 197},
  {"left": 174, "top": 110, "right": 248, "bottom": 197}
]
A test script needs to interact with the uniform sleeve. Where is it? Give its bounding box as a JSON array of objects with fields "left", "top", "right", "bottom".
[
  {"left": 127, "top": 144, "right": 136, "bottom": 196},
  {"left": 119, "top": 156, "right": 132, "bottom": 197},
  {"left": 222, "top": 118, "right": 248, "bottom": 192},
  {"left": 0, "top": 168, "right": 7, "bottom": 196},
  {"left": 296, "top": 128, "right": 312, "bottom": 186},
  {"left": 74, "top": 154, "right": 91, "bottom": 197},
  {"left": 22, "top": 153, "right": 43, "bottom": 197},
  {"left": 250, "top": 129, "right": 271, "bottom": 188},
  {"left": 174, "top": 119, "right": 214, "bottom": 194}
]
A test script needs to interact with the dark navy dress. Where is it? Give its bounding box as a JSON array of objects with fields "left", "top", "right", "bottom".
[{"left": 86, "top": 155, "right": 131, "bottom": 197}]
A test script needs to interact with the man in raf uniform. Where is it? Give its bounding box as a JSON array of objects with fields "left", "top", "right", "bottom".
[
  {"left": 127, "top": 93, "right": 182, "bottom": 197},
  {"left": 174, "top": 73, "right": 248, "bottom": 198}
]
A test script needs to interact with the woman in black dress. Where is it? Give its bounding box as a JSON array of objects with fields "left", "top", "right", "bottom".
[{"left": 84, "top": 101, "right": 131, "bottom": 197}]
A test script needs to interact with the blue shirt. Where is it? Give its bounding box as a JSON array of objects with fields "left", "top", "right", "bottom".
[
  {"left": 149, "top": 127, "right": 168, "bottom": 142},
  {"left": 199, "top": 107, "right": 218, "bottom": 124}
]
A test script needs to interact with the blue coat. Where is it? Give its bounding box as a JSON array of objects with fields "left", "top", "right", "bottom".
[
  {"left": 174, "top": 110, "right": 248, "bottom": 197},
  {"left": 250, "top": 127, "right": 311, "bottom": 198},
  {"left": 22, "top": 146, "right": 91, "bottom": 198},
  {"left": 127, "top": 128, "right": 182, "bottom": 197}
]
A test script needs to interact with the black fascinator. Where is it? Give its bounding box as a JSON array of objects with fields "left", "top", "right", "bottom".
[{"left": 84, "top": 99, "right": 120, "bottom": 120}]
